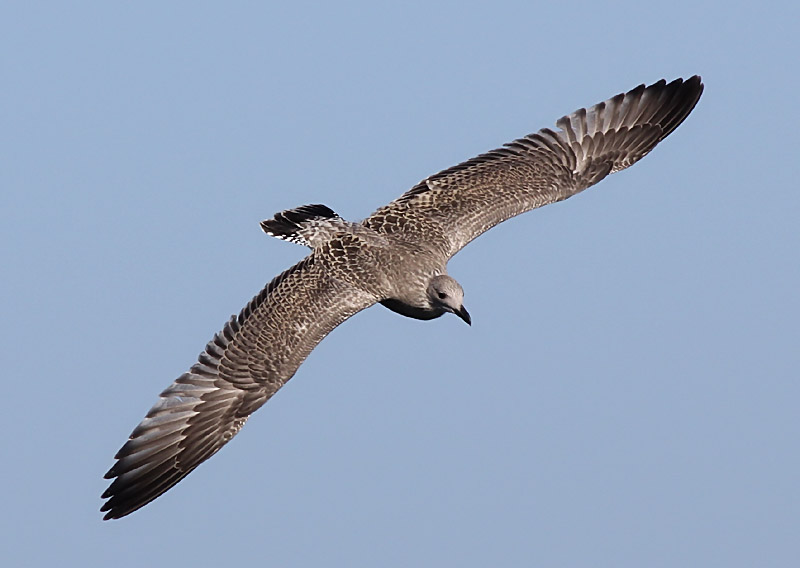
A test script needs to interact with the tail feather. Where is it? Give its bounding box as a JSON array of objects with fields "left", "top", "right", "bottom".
[{"left": 260, "top": 204, "right": 340, "bottom": 246}]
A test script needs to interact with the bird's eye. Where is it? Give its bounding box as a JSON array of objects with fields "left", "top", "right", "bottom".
[{"left": 437, "top": 292, "right": 447, "bottom": 299}]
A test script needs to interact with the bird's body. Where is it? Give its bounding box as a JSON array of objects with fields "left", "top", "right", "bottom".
[{"left": 102, "top": 76, "right": 704, "bottom": 519}]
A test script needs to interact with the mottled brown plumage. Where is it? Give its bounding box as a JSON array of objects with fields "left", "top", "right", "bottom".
[{"left": 102, "top": 76, "right": 703, "bottom": 519}]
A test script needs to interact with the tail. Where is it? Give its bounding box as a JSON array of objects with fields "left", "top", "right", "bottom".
[{"left": 260, "top": 204, "right": 341, "bottom": 247}]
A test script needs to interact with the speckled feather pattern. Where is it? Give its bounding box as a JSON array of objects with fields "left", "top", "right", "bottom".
[
  {"left": 366, "top": 76, "right": 703, "bottom": 257},
  {"left": 101, "top": 258, "right": 376, "bottom": 519},
  {"left": 102, "top": 76, "right": 703, "bottom": 519}
]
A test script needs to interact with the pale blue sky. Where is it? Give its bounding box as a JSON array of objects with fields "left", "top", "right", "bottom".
[{"left": 2, "top": 2, "right": 798, "bottom": 566}]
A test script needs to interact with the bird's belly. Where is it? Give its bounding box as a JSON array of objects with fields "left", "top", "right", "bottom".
[{"left": 379, "top": 298, "right": 444, "bottom": 320}]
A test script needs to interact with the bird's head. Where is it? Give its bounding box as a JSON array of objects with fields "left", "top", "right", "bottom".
[{"left": 427, "top": 274, "right": 471, "bottom": 325}]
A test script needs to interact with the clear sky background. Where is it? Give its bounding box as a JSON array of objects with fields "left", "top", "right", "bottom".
[{"left": 2, "top": 2, "right": 798, "bottom": 566}]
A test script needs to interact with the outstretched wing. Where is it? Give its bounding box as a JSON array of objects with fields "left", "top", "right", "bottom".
[
  {"left": 101, "top": 256, "right": 376, "bottom": 519},
  {"left": 365, "top": 76, "right": 703, "bottom": 257}
]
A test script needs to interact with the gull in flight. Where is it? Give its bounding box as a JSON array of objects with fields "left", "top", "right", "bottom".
[{"left": 102, "top": 76, "right": 703, "bottom": 519}]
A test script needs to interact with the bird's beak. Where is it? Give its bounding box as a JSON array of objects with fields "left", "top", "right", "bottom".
[{"left": 455, "top": 305, "right": 471, "bottom": 326}]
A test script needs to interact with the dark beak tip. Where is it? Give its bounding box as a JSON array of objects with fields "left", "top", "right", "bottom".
[{"left": 458, "top": 306, "right": 472, "bottom": 326}]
